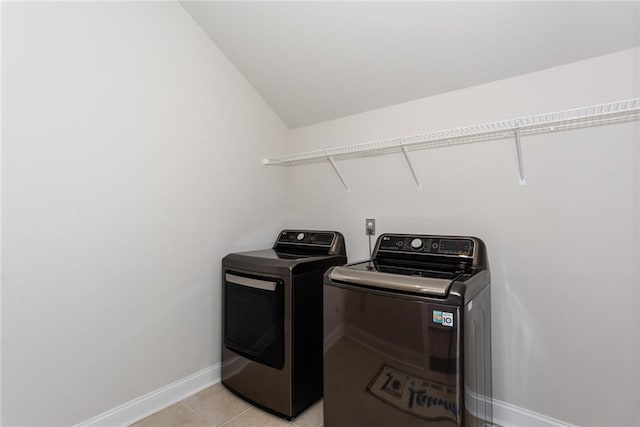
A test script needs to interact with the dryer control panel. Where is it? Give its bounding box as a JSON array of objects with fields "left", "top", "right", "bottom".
[
  {"left": 274, "top": 230, "right": 347, "bottom": 256},
  {"left": 277, "top": 230, "right": 335, "bottom": 246}
]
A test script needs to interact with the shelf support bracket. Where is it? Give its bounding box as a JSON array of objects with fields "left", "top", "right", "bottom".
[
  {"left": 401, "top": 145, "right": 422, "bottom": 190},
  {"left": 328, "top": 156, "right": 350, "bottom": 192},
  {"left": 514, "top": 127, "right": 526, "bottom": 185}
]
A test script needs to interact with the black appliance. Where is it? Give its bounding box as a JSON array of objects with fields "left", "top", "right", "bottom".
[
  {"left": 323, "top": 233, "right": 491, "bottom": 427},
  {"left": 222, "top": 230, "right": 347, "bottom": 419}
]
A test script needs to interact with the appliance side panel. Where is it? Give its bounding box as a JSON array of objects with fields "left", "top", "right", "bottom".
[
  {"left": 291, "top": 269, "right": 325, "bottom": 415},
  {"left": 463, "top": 284, "right": 492, "bottom": 427}
]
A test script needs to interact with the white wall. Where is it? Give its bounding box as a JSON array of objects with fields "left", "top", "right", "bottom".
[
  {"left": 2, "top": 3, "right": 639, "bottom": 425},
  {"left": 285, "top": 48, "right": 640, "bottom": 426},
  {"left": 1, "top": 2, "right": 287, "bottom": 425}
]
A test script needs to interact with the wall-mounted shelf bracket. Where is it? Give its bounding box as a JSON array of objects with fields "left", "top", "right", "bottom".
[
  {"left": 328, "top": 156, "right": 350, "bottom": 192},
  {"left": 401, "top": 145, "right": 422, "bottom": 190},
  {"left": 514, "top": 125, "right": 526, "bottom": 185}
]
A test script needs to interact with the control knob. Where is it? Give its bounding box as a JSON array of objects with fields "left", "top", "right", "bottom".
[
  {"left": 296, "top": 232, "right": 305, "bottom": 241},
  {"left": 410, "top": 238, "right": 424, "bottom": 250}
]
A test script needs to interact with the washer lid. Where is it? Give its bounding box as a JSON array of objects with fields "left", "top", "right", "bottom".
[{"left": 328, "top": 265, "right": 461, "bottom": 297}]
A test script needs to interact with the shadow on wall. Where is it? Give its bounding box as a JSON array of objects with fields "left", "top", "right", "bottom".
[{"left": 497, "top": 254, "right": 538, "bottom": 404}]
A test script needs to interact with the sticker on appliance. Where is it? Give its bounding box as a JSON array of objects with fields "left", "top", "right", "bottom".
[{"left": 433, "top": 310, "right": 454, "bottom": 327}]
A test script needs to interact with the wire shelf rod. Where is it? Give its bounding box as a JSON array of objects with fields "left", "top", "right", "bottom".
[{"left": 263, "top": 98, "right": 640, "bottom": 166}]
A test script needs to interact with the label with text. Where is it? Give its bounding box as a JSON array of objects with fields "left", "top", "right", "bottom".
[{"left": 433, "top": 310, "right": 454, "bottom": 327}]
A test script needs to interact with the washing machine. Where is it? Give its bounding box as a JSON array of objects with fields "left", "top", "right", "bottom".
[
  {"left": 221, "top": 230, "right": 347, "bottom": 419},
  {"left": 323, "top": 233, "right": 491, "bottom": 427}
]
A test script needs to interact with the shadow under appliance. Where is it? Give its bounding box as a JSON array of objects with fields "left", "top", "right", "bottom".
[
  {"left": 222, "top": 230, "right": 347, "bottom": 419},
  {"left": 323, "top": 233, "right": 491, "bottom": 427}
]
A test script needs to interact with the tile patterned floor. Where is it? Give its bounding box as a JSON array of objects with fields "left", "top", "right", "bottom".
[{"left": 131, "top": 383, "right": 323, "bottom": 427}]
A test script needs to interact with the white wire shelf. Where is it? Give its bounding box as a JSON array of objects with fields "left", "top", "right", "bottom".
[{"left": 263, "top": 97, "right": 640, "bottom": 189}]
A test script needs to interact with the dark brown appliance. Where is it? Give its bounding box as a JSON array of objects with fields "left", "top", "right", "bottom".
[
  {"left": 323, "top": 233, "right": 491, "bottom": 426},
  {"left": 222, "top": 230, "right": 347, "bottom": 419}
]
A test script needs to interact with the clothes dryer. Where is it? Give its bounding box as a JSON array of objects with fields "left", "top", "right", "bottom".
[{"left": 222, "top": 230, "right": 347, "bottom": 419}]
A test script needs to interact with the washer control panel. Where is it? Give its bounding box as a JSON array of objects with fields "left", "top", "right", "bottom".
[{"left": 377, "top": 234, "right": 474, "bottom": 257}]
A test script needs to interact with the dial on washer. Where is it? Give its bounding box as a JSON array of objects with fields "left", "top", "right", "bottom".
[
  {"left": 297, "top": 233, "right": 305, "bottom": 241},
  {"left": 410, "top": 238, "right": 424, "bottom": 250}
]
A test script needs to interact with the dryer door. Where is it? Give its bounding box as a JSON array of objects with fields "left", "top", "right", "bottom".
[{"left": 224, "top": 271, "right": 284, "bottom": 369}]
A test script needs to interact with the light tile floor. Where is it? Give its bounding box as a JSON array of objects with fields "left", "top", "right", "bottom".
[{"left": 131, "top": 383, "right": 323, "bottom": 427}]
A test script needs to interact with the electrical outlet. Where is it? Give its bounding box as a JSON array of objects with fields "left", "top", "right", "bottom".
[{"left": 365, "top": 218, "right": 376, "bottom": 235}]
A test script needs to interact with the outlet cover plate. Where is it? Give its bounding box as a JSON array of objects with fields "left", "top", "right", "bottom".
[{"left": 366, "top": 218, "right": 376, "bottom": 235}]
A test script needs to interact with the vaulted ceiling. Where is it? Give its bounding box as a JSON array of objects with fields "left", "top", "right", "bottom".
[{"left": 180, "top": 1, "right": 640, "bottom": 129}]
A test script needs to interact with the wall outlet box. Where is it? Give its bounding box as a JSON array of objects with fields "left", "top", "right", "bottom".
[{"left": 365, "top": 218, "right": 376, "bottom": 235}]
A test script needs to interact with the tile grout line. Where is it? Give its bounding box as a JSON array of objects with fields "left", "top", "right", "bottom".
[
  {"left": 220, "top": 404, "right": 254, "bottom": 426},
  {"left": 178, "top": 385, "right": 230, "bottom": 426},
  {"left": 180, "top": 385, "right": 226, "bottom": 412},
  {"left": 178, "top": 386, "right": 321, "bottom": 427},
  {"left": 178, "top": 402, "right": 211, "bottom": 425}
]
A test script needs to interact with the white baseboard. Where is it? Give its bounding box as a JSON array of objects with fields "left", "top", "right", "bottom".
[
  {"left": 466, "top": 388, "right": 575, "bottom": 427},
  {"left": 493, "top": 398, "right": 577, "bottom": 427},
  {"left": 73, "top": 362, "right": 573, "bottom": 427},
  {"left": 75, "top": 364, "right": 221, "bottom": 427}
]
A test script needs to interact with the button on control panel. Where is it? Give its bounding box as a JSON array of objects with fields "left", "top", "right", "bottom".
[
  {"left": 410, "top": 238, "right": 424, "bottom": 250},
  {"left": 378, "top": 235, "right": 474, "bottom": 257}
]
